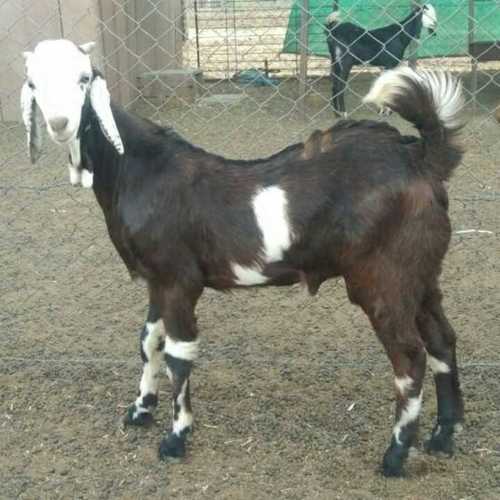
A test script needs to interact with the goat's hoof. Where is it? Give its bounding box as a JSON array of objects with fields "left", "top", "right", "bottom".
[
  {"left": 381, "top": 444, "right": 408, "bottom": 478},
  {"left": 123, "top": 405, "right": 154, "bottom": 427},
  {"left": 159, "top": 433, "right": 186, "bottom": 463},
  {"left": 424, "top": 424, "right": 455, "bottom": 457}
]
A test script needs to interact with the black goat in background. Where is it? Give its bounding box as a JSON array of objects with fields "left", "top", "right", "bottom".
[{"left": 326, "top": 3, "right": 437, "bottom": 116}]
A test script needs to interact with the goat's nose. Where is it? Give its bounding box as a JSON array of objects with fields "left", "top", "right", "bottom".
[{"left": 49, "top": 116, "right": 69, "bottom": 132}]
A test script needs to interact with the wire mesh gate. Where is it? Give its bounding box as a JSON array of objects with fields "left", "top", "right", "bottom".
[{"left": 0, "top": 1, "right": 498, "bottom": 366}]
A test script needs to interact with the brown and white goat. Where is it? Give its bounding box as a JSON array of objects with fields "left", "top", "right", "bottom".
[{"left": 21, "top": 40, "right": 464, "bottom": 477}]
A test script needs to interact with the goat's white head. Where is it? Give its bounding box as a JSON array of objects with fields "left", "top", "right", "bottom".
[
  {"left": 21, "top": 39, "right": 123, "bottom": 171},
  {"left": 422, "top": 4, "right": 437, "bottom": 34}
]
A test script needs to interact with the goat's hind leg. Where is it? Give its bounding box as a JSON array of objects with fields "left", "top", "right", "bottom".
[
  {"left": 417, "top": 287, "right": 464, "bottom": 456},
  {"left": 124, "top": 301, "right": 165, "bottom": 426},
  {"left": 347, "top": 277, "right": 426, "bottom": 477},
  {"left": 379, "top": 328, "right": 426, "bottom": 477}
]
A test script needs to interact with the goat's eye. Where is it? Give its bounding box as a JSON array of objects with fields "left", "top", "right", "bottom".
[
  {"left": 79, "top": 75, "right": 90, "bottom": 85},
  {"left": 28, "top": 81, "right": 35, "bottom": 90}
]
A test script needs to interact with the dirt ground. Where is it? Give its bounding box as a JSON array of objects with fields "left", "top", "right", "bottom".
[{"left": 1, "top": 70, "right": 499, "bottom": 499}]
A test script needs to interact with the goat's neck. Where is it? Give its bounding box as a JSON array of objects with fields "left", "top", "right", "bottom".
[{"left": 399, "top": 10, "right": 423, "bottom": 45}]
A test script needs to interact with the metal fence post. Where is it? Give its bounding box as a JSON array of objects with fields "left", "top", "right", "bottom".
[
  {"left": 408, "top": 0, "right": 421, "bottom": 70},
  {"left": 299, "top": 0, "right": 310, "bottom": 119},
  {"left": 468, "top": 0, "right": 477, "bottom": 114}
]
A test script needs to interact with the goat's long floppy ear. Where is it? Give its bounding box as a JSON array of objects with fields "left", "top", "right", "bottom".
[
  {"left": 20, "top": 81, "right": 42, "bottom": 164},
  {"left": 89, "top": 76, "right": 124, "bottom": 155}
]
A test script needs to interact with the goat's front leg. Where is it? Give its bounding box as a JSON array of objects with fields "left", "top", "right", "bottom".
[
  {"left": 124, "top": 302, "right": 165, "bottom": 426},
  {"left": 331, "top": 61, "right": 347, "bottom": 118},
  {"left": 155, "top": 283, "right": 202, "bottom": 462}
]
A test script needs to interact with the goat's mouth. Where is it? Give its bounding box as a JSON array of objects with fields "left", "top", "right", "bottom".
[
  {"left": 428, "top": 27, "right": 437, "bottom": 36},
  {"left": 50, "top": 129, "right": 77, "bottom": 145}
]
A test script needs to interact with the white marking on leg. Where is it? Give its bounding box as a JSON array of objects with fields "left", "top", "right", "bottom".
[
  {"left": 173, "top": 380, "right": 192, "bottom": 436},
  {"left": 395, "top": 375, "right": 413, "bottom": 396},
  {"left": 68, "top": 138, "right": 81, "bottom": 168},
  {"left": 134, "top": 320, "right": 165, "bottom": 414},
  {"left": 164, "top": 336, "right": 199, "bottom": 361},
  {"left": 427, "top": 354, "right": 451, "bottom": 374},
  {"left": 68, "top": 138, "right": 82, "bottom": 186},
  {"left": 335, "top": 46, "right": 343, "bottom": 70},
  {"left": 231, "top": 185, "right": 293, "bottom": 286},
  {"left": 393, "top": 391, "right": 423, "bottom": 445},
  {"left": 81, "top": 168, "right": 94, "bottom": 188}
]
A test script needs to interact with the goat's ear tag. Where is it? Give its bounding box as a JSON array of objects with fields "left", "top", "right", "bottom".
[{"left": 79, "top": 42, "right": 96, "bottom": 54}]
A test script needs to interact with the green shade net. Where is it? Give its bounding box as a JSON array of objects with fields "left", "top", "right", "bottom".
[{"left": 283, "top": 1, "right": 500, "bottom": 59}]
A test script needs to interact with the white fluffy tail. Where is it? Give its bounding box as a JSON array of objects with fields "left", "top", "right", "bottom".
[
  {"left": 364, "top": 66, "right": 464, "bottom": 180},
  {"left": 363, "top": 66, "right": 464, "bottom": 130}
]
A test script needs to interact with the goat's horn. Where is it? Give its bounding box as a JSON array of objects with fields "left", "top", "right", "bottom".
[
  {"left": 20, "top": 81, "right": 42, "bottom": 164},
  {"left": 89, "top": 76, "right": 124, "bottom": 155}
]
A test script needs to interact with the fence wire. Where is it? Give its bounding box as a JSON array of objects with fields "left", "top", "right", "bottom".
[{"left": 0, "top": 0, "right": 498, "bottom": 371}]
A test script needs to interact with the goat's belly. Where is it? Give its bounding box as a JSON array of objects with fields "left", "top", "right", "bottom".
[{"left": 231, "top": 261, "right": 302, "bottom": 287}]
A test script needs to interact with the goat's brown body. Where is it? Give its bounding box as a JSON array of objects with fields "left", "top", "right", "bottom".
[
  {"left": 89, "top": 115, "right": 448, "bottom": 301},
  {"left": 79, "top": 72, "right": 464, "bottom": 476},
  {"left": 23, "top": 40, "right": 464, "bottom": 478}
]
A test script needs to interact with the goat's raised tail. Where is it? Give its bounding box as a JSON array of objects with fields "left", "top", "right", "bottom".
[{"left": 363, "top": 67, "right": 464, "bottom": 181}]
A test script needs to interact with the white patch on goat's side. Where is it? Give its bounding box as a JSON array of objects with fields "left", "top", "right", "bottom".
[
  {"left": 164, "top": 336, "right": 199, "bottom": 361},
  {"left": 231, "top": 263, "right": 268, "bottom": 286},
  {"left": 81, "top": 169, "right": 94, "bottom": 188},
  {"left": 172, "top": 380, "right": 193, "bottom": 436},
  {"left": 422, "top": 4, "right": 437, "bottom": 30},
  {"left": 68, "top": 164, "right": 82, "bottom": 186},
  {"left": 253, "top": 186, "right": 292, "bottom": 262},
  {"left": 395, "top": 375, "right": 413, "bottom": 396},
  {"left": 427, "top": 354, "right": 451, "bottom": 374},
  {"left": 393, "top": 391, "right": 423, "bottom": 445},
  {"left": 231, "top": 185, "right": 292, "bottom": 286}
]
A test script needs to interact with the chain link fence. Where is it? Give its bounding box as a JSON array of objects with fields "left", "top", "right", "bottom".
[
  {"left": 0, "top": 1, "right": 499, "bottom": 496},
  {"left": 1, "top": 0, "right": 499, "bottom": 363},
  {"left": 0, "top": 1, "right": 498, "bottom": 367}
]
